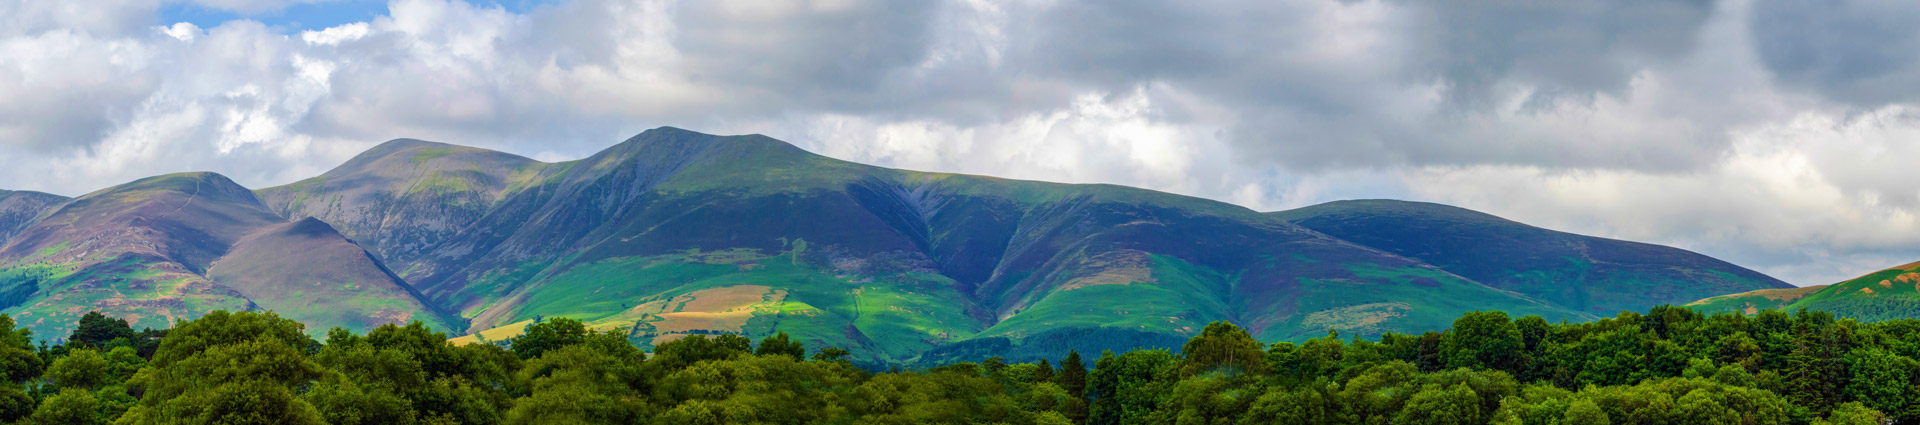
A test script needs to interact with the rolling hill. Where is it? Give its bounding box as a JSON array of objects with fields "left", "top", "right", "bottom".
[
  {"left": 1689, "top": 261, "right": 1920, "bottom": 321},
  {"left": 0, "top": 173, "right": 456, "bottom": 337},
  {"left": 1269, "top": 200, "right": 1794, "bottom": 316}
]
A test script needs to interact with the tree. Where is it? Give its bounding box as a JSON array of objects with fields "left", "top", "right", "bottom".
[
  {"left": 45, "top": 348, "right": 109, "bottom": 390},
  {"left": 1394, "top": 383, "right": 1483, "bottom": 425},
  {"left": 1243, "top": 387, "right": 1328, "bottom": 424},
  {"left": 754, "top": 332, "right": 804, "bottom": 360},
  {"left": 811, "top": 347, "right": 851, "bottom": 363},
  {"left": 309, "top": 321, "right": 516, "bottom": 425},
  {"left": 1442, "top": 311, "right": 1524, "bottom": 371},
  {"left": 67, "top": 311, "right": 135, "bottom": 350},
  {"left": 0, "top": 315, "right": 41, "bottom": 385},
  {"left": 117, "top": 311, "right": 327, "bottom": 425},
  {"left": 1178, "top": 321, "right": 1267, "bottom": 376},
  {"left": 1057, "top": 350, "right": 1087, "bottom": 399},
  {"left": 510, "top": 317, "right": 588, "bottom": 359},
  {"left": 1816, "top": 402, "right": 1889, "bottom": 425},
  {"left": 649, "top": 334, "right": 750, "bottom": 371},
  {"left": 1843, "top": 348, "right": 1919, "bottom": 422},
  {"left": 25, "top": 388, "right": 100, "bottom": 425},
  {"left": 1564, "top": 398, "right": 1611, "bottom": 425},
  {"left": 1034, "top": 359, "right": 1055, "bottom": 384},
  {"left": 507, "top": 344, "right": 651, "bottom": 424},
  {"left": 1086, "top": 350, "right": 1174, "bottom": 425},
  {"left": 0, "top": 386, "right": 32, "bottom": 423}
]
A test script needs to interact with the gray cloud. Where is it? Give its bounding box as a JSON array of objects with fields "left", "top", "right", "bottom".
[
  {"left": 1751, "top": 0, "right": 1920, "bottom": 105},
  {"left": 1406, "top": 0, "right": 1715, "bottom": 107}
]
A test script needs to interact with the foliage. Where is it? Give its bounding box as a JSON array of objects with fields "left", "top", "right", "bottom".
[{"left": 0, "top": 305, "right": 1909, "bottom": 423}]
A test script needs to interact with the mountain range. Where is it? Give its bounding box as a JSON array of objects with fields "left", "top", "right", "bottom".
[{"left": 0, "top": 127, "right": 1794, "bottom": 361}]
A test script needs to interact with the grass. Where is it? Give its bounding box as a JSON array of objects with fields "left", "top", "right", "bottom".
[
  {"left": 1268, "top": 263, "right": 1595, "bottom": 341},
  {"left": 976, "top": 255, "right": 1234, "bottom": 340},
  {"left": 455, "top": 248, "right": 986, "bottom": 361},
  {"left": 409, "top": 148, "right": 459, "bottom": 164}
]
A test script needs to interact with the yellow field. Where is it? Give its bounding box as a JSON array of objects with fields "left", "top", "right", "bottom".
[{"left": 451, "top": 284, "right": 789, "bottom": 346}]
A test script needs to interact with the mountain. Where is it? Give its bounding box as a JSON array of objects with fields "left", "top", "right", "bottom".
[
  {"left": 266, "top": 128, "right": 1609, "bottom": 361},
  {"left": 0, "top": 190, "right": 68, "bottom": 244},
  {"left": 1269, "top": 200, "right": 1793, "bottom": 315},
  {"left": 0, "top": 128, "right": 1782, "bottom": 360},
  {"left": 1689, "top": 261, "right": 1920, "bottom": 321},
  {"left": 0, "top": 172, "right": 455, "bottom": 337},
  {"left": 256, "top": 139, "right": 541, "bottom": 270}
]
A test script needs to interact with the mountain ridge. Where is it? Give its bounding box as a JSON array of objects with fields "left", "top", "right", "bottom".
[
  {"left": 1269, "top": 199, "right": 1792, "bottom": 315},
  {"left": 0, "top": 128, "right": 1789, "bottom": 359},
  {"left": 256, "top": 127, "right": 1769, "bottom": 362}
]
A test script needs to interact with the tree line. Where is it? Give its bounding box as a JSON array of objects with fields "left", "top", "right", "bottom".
[{"left": 0, "top": 305, "right": 1911, "bottom": 424}]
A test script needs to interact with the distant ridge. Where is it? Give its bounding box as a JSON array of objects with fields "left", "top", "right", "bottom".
[{"left": 1270, "top": 199, "right": 1792, "bottom": 315}]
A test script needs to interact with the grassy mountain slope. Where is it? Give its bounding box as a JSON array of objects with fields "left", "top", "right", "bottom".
[
  {"left": 206, "top": 217, "right": 460, "bottom": 332},
  {"left": 1690, "top": 261, "right": 1920, "bottom": 321},
  {"left": 1270, "top": 200, "right": 1793, "bottom": 315},
  {"left": 273, "top": 128, "right": 1594, "bottom": 361},
  {"left": 1685, "top": 286, "right": 1826, "bottom": 315},
  {"left": 0, "top": 173, "right": 451, "bottom": 337},
  {"left": 0, "top": 190, "right": 67, "bottom": 244}
]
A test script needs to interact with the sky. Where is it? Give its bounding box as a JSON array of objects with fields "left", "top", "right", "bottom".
[{"left": 2, "top": 0, "right": 1918, "bottom": 286}]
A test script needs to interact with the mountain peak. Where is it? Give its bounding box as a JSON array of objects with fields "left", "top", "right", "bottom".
[
  {"left": 283, "top": 216, "right": 343, "bottom": 239},
  {"left": 86, "top": 172, "right": 261, "bottom": 206},
  {"left": 364, "top": 138, "right": 465, "bottom": 155},
  {"left": 610, "top": 126, "right": 811, "bottom": 159},
  {"left": 1269, "top": 199, "right": 1521, "bottom": 227},
  {"left": 332, "top": 138, "right": 538, "bottom": 176}
]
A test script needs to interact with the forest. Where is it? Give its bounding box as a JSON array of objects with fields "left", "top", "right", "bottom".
[{"left": 0, "top": 306, "right": 1910, "bottom": 424}]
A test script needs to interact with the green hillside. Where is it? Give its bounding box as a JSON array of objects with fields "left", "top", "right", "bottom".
[
  {"left": 1270, "top": 200, "right": 1793, "bottom": 315},
  {"left": 0, "top": 173, "right": 452, "bottom": 337},
  {"left": 1691, "top": 261, "right": 1920, "bottom": 321},
  {"left": 267, "top": 128, "right": 1607, "bottom": 362},
  {"left": 205, "top": 217, "right": 461, "bottom": 332},
  {"left": 1684, "top": 285, "right": 1825, "bottom": 315}
]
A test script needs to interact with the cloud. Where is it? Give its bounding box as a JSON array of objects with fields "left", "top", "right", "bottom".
[
  {"left": 0, "top": 0, "right": 1917, "bottom": 285},
  {"left": 1403, "top": 106, "right": 1920, "bottom": 285},
  {"left": 1751, "top": 0, "right": 1920, "bottom": 105},
  {"left": 299, "top": 21, "right": 366, "bottom": 45}
]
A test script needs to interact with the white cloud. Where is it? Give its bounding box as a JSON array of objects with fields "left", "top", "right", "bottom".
[
  {"left": 300, "top": 22, "right": 367, "bottom": 45},
  {"left": 1404, "top": 106, "right": 1920, "bottom": 285}
]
